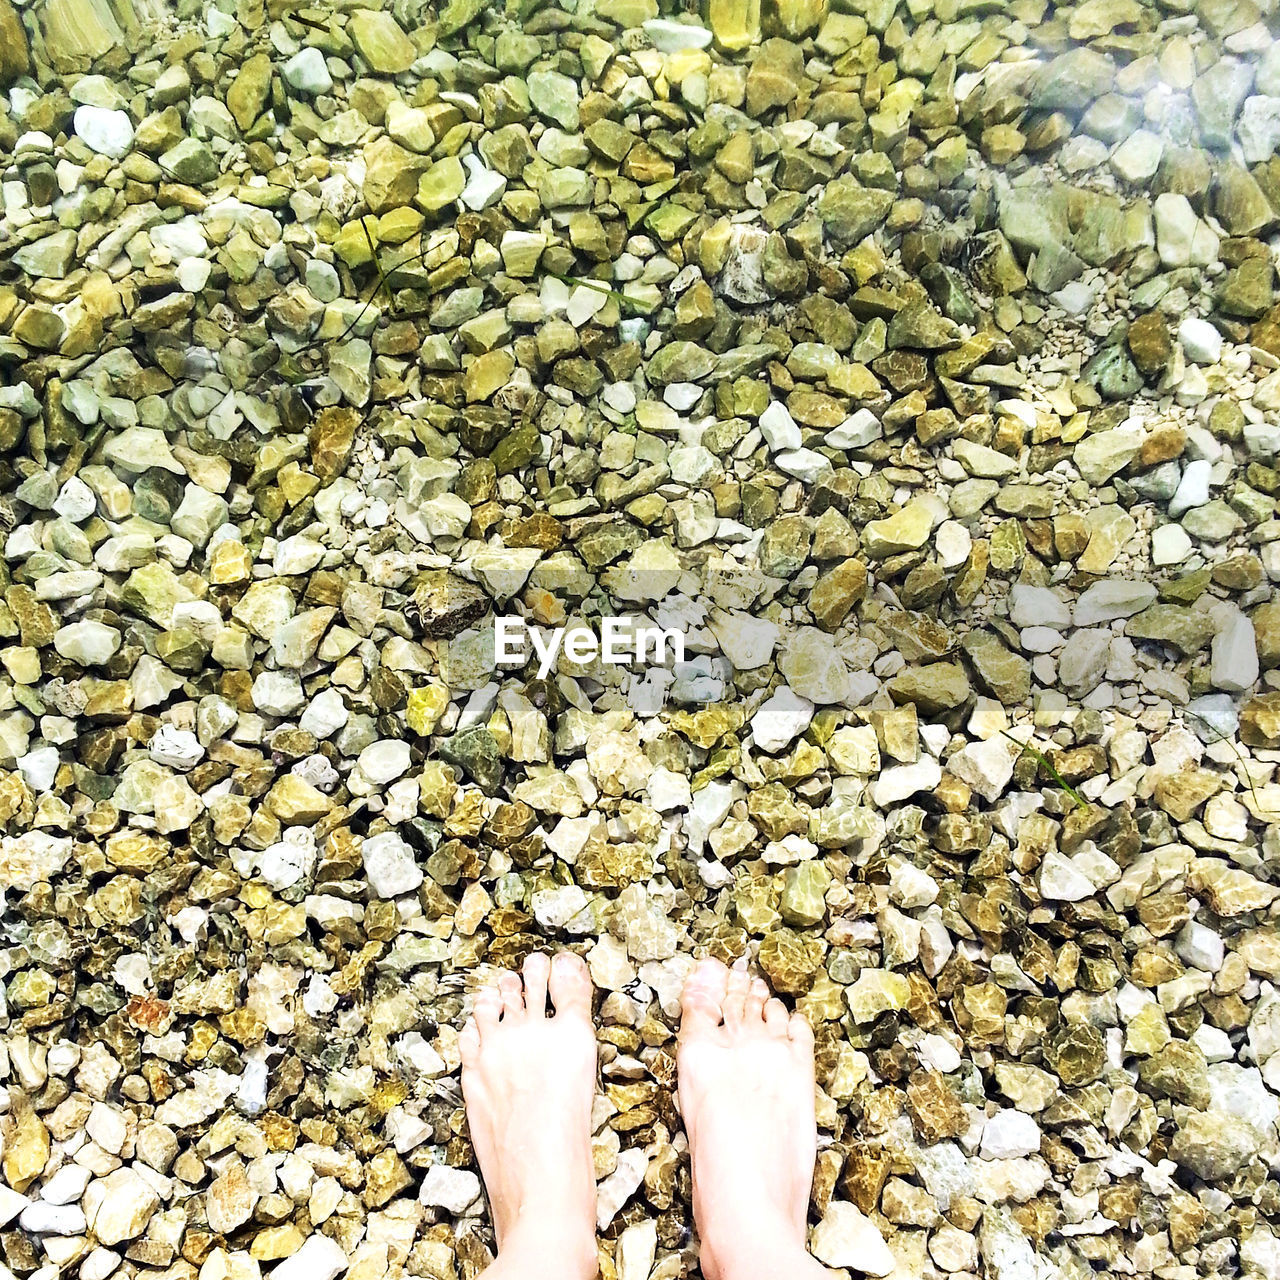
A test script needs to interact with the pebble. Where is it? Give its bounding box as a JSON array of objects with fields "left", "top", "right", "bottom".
[
  {"left": 1179, "top": 317, "right": 1224, "bottom": 365},
  {"left": 418, "top": 1166, "right": 482, "bottom": 1214},
  {"left": 811, "top": 1201, "right": 895, "bottom": 1276},
  {"left": 361, "top": 832, "right": 424, "bottom": 898},
  {"left": 980, "top": 1110, "right": 1043, "bottom": 1160},
  {"left": 272, "top": 1235, "right": 350, "bottom": 1280},
  {"left": 72, "top": 105, "right": 134, "bottom": 157},
  {"left": 1169, "top": 459, "right": 1212, "bottom": 517}
]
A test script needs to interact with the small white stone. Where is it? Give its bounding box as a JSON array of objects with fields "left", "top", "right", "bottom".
[
  {"left": 1038, "top": 850, "right": 1095, "bottom": 901},
  {"left": 532, "top": 884, "right": 590, "bottom": 929},
  {"left": 356, "top": 739, "right": 412, "bottom": 785},
  {"left": 274, "top": 535, "right": 326, "bottom": 576},
  {"left": 252, "top": 671, "right": 304, "bottom": 717},
  {"left": 1179, "top": 317, "right": 1223, "bottom": 364},
  {"left": 663, "top": 382, "right": 701, "bottom": 410},
  {"left": 1154, "top": 193, "right": 1218, "bottom": 268},
  {"left": 980, "top": 1109, "right": 1042, "bottom": 1159},
  {"left": 418, "top": 1165, "right": 482, "bottom": 1214},
  {"left": 53, "top": 476, "right": 96, "bottom": 522},
  {"left": 668, "top": 444, "right": 719, "bottom": 486},
  {"left": 918, "top": 1033, "right": 962, "bottom": 1074},
  {"left": 361, "top": 832, "right": 424, "bottom": 898},
  {"left": 641, "top": 17, "right": 712, "bottom": 50},
  {"left": 39, "top": 1165, "right": 91, "bottom": 1205},
  {"left": 872, "top": 758, "right": 941, "bottom": 807},
  {"left": 17, "top": 745, "right": 60, "bottom": 791},
  {"left": 81, "top": 1249, "right": 121, "bottom": 1280},
  {"left": 1008, "top": 584, "right": 1071, "bottom": 629},
  {"left": 750, "top": 686, "right": 815, "bottom": 753},
  {"left": 73, "top": 105, "right": 134, "bottom": 158},
  {"left": 709, "top": 609, "right": 778, "bottom": 670},
  {"left": 810, "top": 1201, "right": 894, "bottom": 1276},
  {"left": 1020, "top": 626, "right": 1062, "bottom": 653},
  {"left": 1051, "top": 280, "right": 1095, "bottom": 317},
  {"left": 1212, "top": 612, "right": 1259, "bottom": 693},
  {"left": 392, "top": 1032, "right": 447, "bottom": 1081},
  {"left": 300, "top": 687, "right": 349, "bottom": 737},
  {"left": 303, "top": 974, "right": 339, "bottom": 1017},
  {"left": 826, "top": 408, "right": 882, "bottom": 450},
  {"left": 759, "top": 400, "right": 802, "bottom": 451},
  {"left": 460, "top": 154, "right": 506, "bottom": 211},
  {"left": 177, "top": 257, "right": 212, "bottom": 292},
  {"left": 602, "top": 382, "right": 637, "bottom": 414},
  {"left": 1152, "top": 523, "right": 1192, "bottom": 565},
  {"left": 616, "top": 1220, "right": 658, "bottom": 1280},
  {"left": 83, "top": 1168, "right": 160, "bottom": 1245},
  {"left": 775, "top": 448, "right": 832, "bottom": 484},
  {"left": 173, "top": 905, "right": 208, "bottom": 943},
  {"left": 54, "top": 620, "right": 121, "bottom": 665},
  {"left": 0, "top": 1187, "right": 29, "bottom": 1229},
  {"left": 1193, "top": 1024, "right": 1235, "bottom": 1064},
  {"left": 566, "top": 285, "right": 607, "bottom": 327},
  {"left": 1203, "top": 793, "right": 1249, "bottom": 842},
  {"left": 149, "top": 724, "right": 203, "bottom": 769},
  {"left": 929, "top": 1224, "right": 978, "bottom": 1273},
  {"left": 888, "top": 857, "right": 938, "bottom": 909},
  {"left": 21, "top": 1202, "right": 88, "bottom": 1235},
  {"left": 647, "top": 767, "right": 691, "bottom": 812},
  {"left": 1110, "top": 128, "right": 1163, "bottom": 182},
  {"left": 946, "top": 736, "right": 1020, "bottom": 804},
  {"left": 1175, "top": 920, "right": 1225, "bottom": 972},
  {"left": 1245, "top": 420, "right": 1280, "bottom": 459},
  {"left": 1168, "top": 458, "right": 1212, "bottom": 517},
  {"left": 1239, "top": 95, "right": 1280, "bottom": 164},
  {"left": 271, "top": 1234, "right": 349, "bottom": 1280},
  {"left": 258, "top": 833, "right": 317, "bottom": 891},
  {"left": 934, "top": 520, "right": 972, "bottom": 569},
  {"left": 596, "top": 1148, "right": 647, "bottom": 1231},
  {"left": 283, "top": 46, "right": 333, "bottom": 95},
  {"left": 1073, "top": 580, "right": 1157, "bottom": 626}
]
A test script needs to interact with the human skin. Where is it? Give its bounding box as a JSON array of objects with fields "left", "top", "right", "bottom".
[{"left": 461, "top": 951, "right": 832, "bottom": 1280}]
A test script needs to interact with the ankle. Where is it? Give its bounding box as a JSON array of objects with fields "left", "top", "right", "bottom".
[
  {"left": 704, "top": 1237, "right": 829, "bottom": 1280},
  {"left": 498, "top": 1216, "right": 599, "bottom": 1280},
  {"left": 698, "top": 1211, "right": 811, "bottom": 1280}
]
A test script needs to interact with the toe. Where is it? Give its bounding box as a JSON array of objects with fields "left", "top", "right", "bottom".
[
  {"left": 459, "top": 1019, "right": 481, "bottom": 1065},
  {"left": 723, "top": 962, "right": 751, "bottom": 1029},
  {"left": 745, "top": 977, "right": 768, "bottom": 1026},
  {"left": 523, "top": 951, "right": 551, "bottom": 1018},
  {"left": 763, "top": 997, "right": 789, "bottom": 1037},
  {"left": 498, "top": 968, "right": 524, "bottom": 1020},
  {"left": 549, "top": 950, "right": 593, "bottom": 1020},
  {"left": 680, "top": 956, "right": 728, "bottom": 1038},
  {"left": 788, "top": 1011, "right": 815, "bottom": 1052},
  {"left": 474, "top": 986, "right": 502, "bottom": 1036}
]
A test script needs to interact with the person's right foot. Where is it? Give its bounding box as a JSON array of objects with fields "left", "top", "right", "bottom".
[{"left": 677, "top": 957, "right": 818, "bottom": 1280}]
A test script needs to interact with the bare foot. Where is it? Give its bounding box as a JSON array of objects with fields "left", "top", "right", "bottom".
[
  {"left": 678, "top": 957, "right": 827, "bottom": 1280},
  {"left": 460, "top": 951, "right": 599, "bottom": 1278}
]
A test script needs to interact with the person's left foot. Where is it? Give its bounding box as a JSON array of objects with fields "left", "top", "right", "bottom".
[{"left": 459, "top": 951, "right": 599, "bottom": 1276}]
